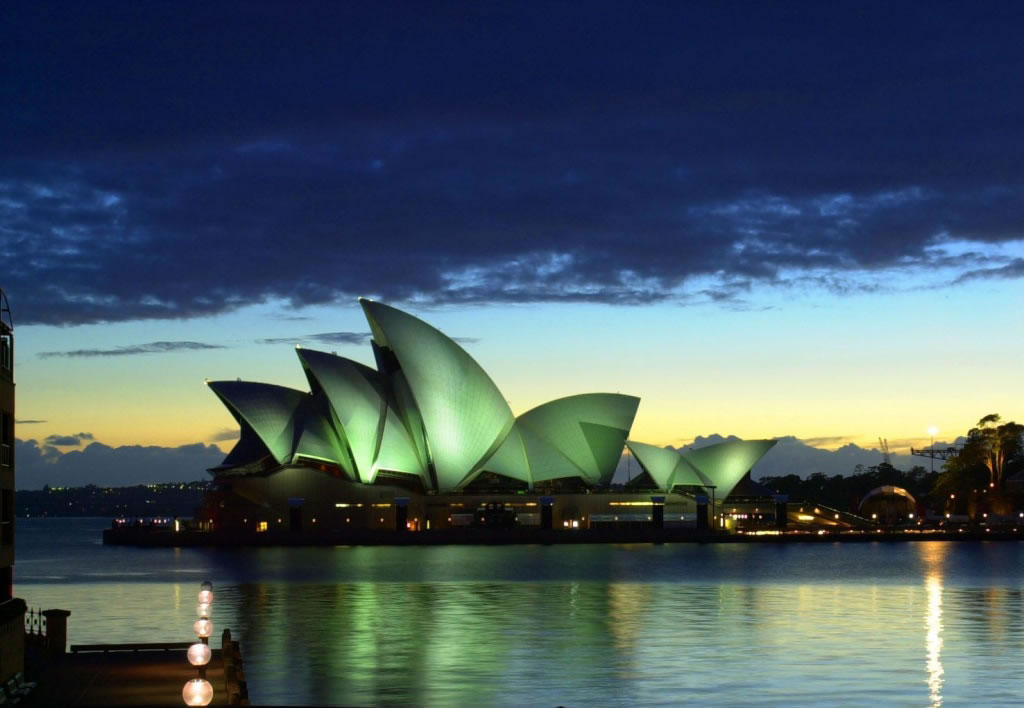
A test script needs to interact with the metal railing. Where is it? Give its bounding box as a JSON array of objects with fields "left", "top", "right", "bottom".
[{"left": 24, "top": 608, "right": 47, "bottom": 636}]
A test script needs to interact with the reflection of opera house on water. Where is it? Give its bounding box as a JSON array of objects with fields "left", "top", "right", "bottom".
[{"left": 203, "top": 299, "right": 785, "bottom": 534}]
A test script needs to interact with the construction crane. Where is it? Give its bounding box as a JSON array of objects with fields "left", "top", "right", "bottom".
[
  {"left": 910, "top": 447, "right": 961, "bottom": 461},
  {"left": 878, "top": 438, "right": 891, "bottom": 465}
]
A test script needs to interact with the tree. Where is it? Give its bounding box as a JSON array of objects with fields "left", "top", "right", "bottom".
[{"left": 963, "top": 414, "right": 1024, "bottom": 489}]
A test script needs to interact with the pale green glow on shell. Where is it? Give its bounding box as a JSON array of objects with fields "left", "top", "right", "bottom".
[
  {"left": 360, "top": 299, "right": 515, "bottom": 491},
  {"left": 388, "top": 371, "right": 430, "bottom": 474},
  {"left": 297, "top": 348, "right": 385, "bottom": 483},
  {"left": 518, "top": 423, "right": 582, "bottom": 483},
  {"left": 680, "top": 439, "right": 777, "bottom": 498},
  {"left": 518, "top": 393, "right": 639, "bottom": 485},
  {"left": 374, "top": 405, "right": 429, "bottom": 486},
  {"left": 480, "top": 424, "right": 532, "bottom": 485},
  {"left": 210, "top": 300, "right": 645, "bottom": 491},
  {"left": 207, "top": 381, "right": 307, "bottom": 464},
  {"left": 627, "top": 439, "right": 776, "bottom": 494},
  {"left": 293, "top": 394, "right": 353, "bottom": 477},
  {"left": 625, "top": 440, "right": 684, "bottom": 490}
]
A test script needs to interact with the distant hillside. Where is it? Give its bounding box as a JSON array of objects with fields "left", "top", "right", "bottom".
[
  {"left": 18, "top": 481, "right": 210, "bottom": 518},
  {"left": 15, "top": 438, "right": 224, "bottom": 489}
]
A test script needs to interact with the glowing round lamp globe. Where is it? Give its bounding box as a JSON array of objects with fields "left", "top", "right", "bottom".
[
  {"left": 198, "top": 589, "right": 213, "bottom": 605},
  {"left": 200, "top": 580, "right": 213, "bottom": 592},
  {"left": 187, "top": 642, "right": 212, "bottom": 667},
  {"left": 196, "top": 603, "right": 211, "bottom": 619},
  {"left": 193, "top": 618, "right": 213, "bottom": 638},
  {"left": 182, "top": 678, "right": 214, "bottom": 706}
]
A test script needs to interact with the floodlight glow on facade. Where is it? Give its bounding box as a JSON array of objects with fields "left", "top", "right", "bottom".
[
  {"left": 625, "top": 438, "right": 777, "bottom": 498},
  {"left": 208, "top": 299, "right": 644, "bottom": 492}
]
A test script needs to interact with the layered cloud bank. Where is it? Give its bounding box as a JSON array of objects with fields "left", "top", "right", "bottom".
[
  {"left": 17, "top": 433, "right": 945, "bottom": 490},
  {"left": 15, "top": 438, "right": 224, "bottom": 489},
  {"left": 3, "top": 4, "right": 1024, "bottom": 326}
]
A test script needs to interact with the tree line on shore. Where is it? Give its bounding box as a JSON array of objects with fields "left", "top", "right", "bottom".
[
  {"left": 763, "top": 414, "right": 1024, "bottom": 516},
  {"left": 19, "top": 481, "right": 210, "bottom": 517}
]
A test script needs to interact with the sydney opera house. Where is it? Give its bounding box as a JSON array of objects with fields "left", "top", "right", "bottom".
[{"left": 205, "top": 299, "right": 778, "bottom": 532}]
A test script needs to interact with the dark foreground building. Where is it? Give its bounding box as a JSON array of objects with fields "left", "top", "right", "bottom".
[{"left": 0, "top": 289, "right": 25, "bottom": 676}]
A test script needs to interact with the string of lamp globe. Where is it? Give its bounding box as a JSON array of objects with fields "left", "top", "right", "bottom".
[{"left": 183, "top": 580, "right": 215, "bottom": 706}]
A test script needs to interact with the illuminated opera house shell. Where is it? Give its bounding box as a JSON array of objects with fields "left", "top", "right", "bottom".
[
  {"left": 208, "top": 299, "right": 642, "bottom": 492},
  {"left": 208, "top": 300, "right": 777, "bottom": 497},
  {"left": 625, "top": 438, "right": 777, "bottom": 497}
]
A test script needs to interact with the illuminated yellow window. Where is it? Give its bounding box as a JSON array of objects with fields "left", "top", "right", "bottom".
[{"left": 257, "top": 521, "right": 268, "bottom": 532}]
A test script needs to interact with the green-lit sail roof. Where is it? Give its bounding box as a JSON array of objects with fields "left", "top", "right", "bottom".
[
  {"left": 290, "top": 391, "right": 352, "bottom": 475},
  {"left": 480, "top": 423, "right": 532, "bottom": 485},
  {"left": 517, "top": 394, "right": 640, "bottom": 485},
  {"left": 625, "top": 439, "right": 776, "bottom": 494},
  {"left": 360, "top": 299, "right": 515, "bottom": 491},
  {"left": 209, "top": 299, "right": 645, "bottom": 491},
  {"left": 624, "top": 440, "right": 675, "bottom": 488},
  {"left": 217, "top": 419, "right": 273, "bottom": 469},
  {"left": 680, "top": 439, "right": 777, "bottom": 498},
  {"left": 375, "top": 405, "right": 429, "bottom": 487},
  {"left": 207, "top": 381, "right": 307, "bottom": 465},
  {"left": 297, "top": 348, "right": 386, "bottom": 483}
]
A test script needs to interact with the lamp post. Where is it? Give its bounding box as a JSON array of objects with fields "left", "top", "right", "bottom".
[
  {"left": 183, "top": 679, "right": 214, "bottom": 707},
  {"left": 927, "top": 426, "right": 939, "bottom": 473},
  {"left": 184, "top": 581, "right": 214, "bottom": 707}
]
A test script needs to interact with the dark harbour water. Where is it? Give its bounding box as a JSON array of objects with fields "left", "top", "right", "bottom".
[{"left": 15, "top": 518, "right": 1024, "bottom": 706}]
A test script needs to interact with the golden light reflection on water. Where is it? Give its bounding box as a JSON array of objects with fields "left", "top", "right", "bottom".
[
  {"left": 608, "top": 582, "right": 647, "bottom": 653},
  {"left": 920, "top": 542, "right": 948, "bottom": 707},
  {"left": 925, "top": 575, "right": 943, "bottom": 706}
]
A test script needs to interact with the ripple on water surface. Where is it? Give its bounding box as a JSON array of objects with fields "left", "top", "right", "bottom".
[{"left": 16, "top": 518, "right": 1024, "bottom": 706}]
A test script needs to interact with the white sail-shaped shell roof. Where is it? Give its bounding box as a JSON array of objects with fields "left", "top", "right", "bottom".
[
  {"left": 680, "top": 439, "right": 777, "bottom": 498},
  {"left": 626, "top": 439, "right": 776, "bottom": 495},
  {"left": 360, "top": 299, "right": 515, "bottom": 491},
  {"left": 374, "top": 405, "right": 429, "bottom": 487},
  {"left": 517, "top": 393, "right": 639, "bottom": 486},
  {"left": 297, "top": 348, "right": 386, "bottom": 483},
  {"left": 480, "top": 424, "right": 532, "bottom": 485},
  {"left": 208, "top": 299, "right": 645, "bottom": 492},
  {"left": 292, "top": 393, "right": 353, "bottom": 475},
  {"left": 625, "top": 440, "right": 697, "bottom": 490},
  {"left": 207, "top": 381, "right": 307, "bottom": 464}
]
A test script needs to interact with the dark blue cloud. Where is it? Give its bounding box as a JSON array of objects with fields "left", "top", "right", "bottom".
[
  {"left": 39, "top": 341, "right": 225, "bottom": 358},
  {"left": 257, "top": 331, "right": 477, "bottom": 346},
  {"left": 953, "top": 258, "right": 1024, "bottom": 284},
  {"left": 256, "top": 332, "right": 371, "bottom": 346},
  {"left": 44, "top": 435, "right": 84, "bottom": 447},
  {"left": 2, "top": 2, "right": 1023, "bottom": 325},
  {"left": 43, "top": 432, "right": 94, "bottom": 447}
]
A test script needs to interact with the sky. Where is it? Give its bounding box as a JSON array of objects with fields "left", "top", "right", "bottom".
[{"left": 3, "top": 2, "right": 1023, "bottom": 485}]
